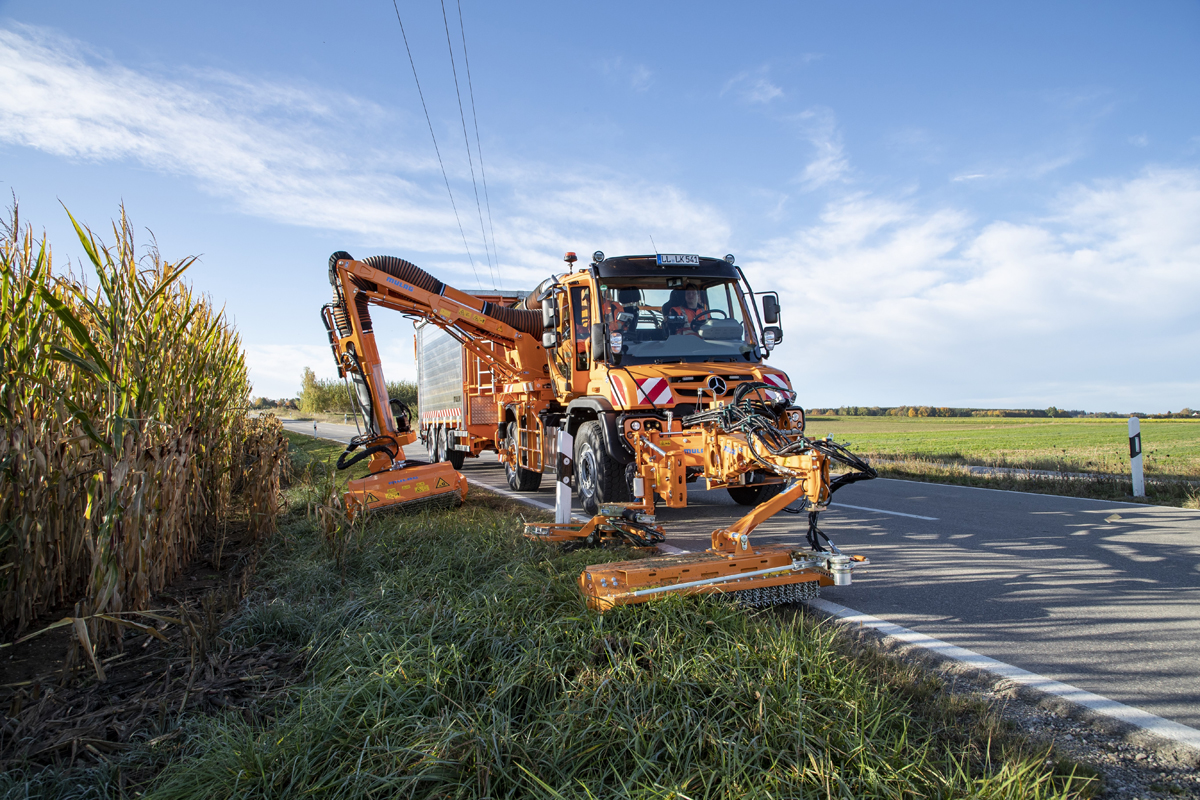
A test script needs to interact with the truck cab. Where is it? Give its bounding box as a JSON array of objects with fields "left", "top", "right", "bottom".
[{"left": 539, "top": 253, "right": 795, "bottom": 513}]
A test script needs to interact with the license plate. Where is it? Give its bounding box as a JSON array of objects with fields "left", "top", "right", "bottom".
[{"left": 657, "top": 254, "right": 700, "bottom": 266}]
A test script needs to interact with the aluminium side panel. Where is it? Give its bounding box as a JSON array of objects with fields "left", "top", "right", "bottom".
[{"left": 416, "top": 324, "right": 465, "bottom": 428}]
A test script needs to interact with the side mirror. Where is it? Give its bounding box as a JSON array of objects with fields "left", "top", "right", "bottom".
[
  {"left": 762, "top": 295, "right": 780, "bottom": 324},
  {"left": 763, "top": 326, "right": 783, "bottom": 350},
  {"left": 590, "top": 323, "right": 605, "bottom": 363},
  {"left": 542, "top": 303, "right": 560, "bottom": 348}
]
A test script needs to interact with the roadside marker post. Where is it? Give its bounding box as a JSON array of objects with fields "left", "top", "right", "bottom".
[
  {"left": 1128, "top": 417, "right": 1145, "bottom": 498},
  {"left": 555, "top": 430, "right": 574, "bottom": 524}
]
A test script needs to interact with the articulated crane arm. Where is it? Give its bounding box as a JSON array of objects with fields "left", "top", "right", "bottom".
[{"left": 321, "top": 251, "right": 542, "bottom": 516}]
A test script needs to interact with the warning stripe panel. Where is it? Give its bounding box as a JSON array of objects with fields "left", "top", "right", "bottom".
[
  {"left": 420, "top": 409, "right": 463, "bottom": 424},
  {"left": 636, "top": 378, "right": 673, "bottom": 406}
]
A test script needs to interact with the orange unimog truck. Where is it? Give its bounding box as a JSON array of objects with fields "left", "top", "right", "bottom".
[
  {"left": 418, "top": 250, "right": 800, "bottom": 515},
  {"left": 325, "top": 249, "right": 876, "bottom": 610}
]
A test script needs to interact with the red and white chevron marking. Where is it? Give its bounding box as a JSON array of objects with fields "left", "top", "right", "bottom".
[
  {"left": 420, "top": 408, "right": 462, "bottom": 425},
  {"left": 636, "top": 377, "right": 673, "bottom": 406},
  {"left": 761, "top": 372, "right": 791, "bottom": 402}
]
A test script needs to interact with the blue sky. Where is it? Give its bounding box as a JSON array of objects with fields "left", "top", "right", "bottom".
[{"left": 1, "top": 1, "right": 1197, "bottom": 412}]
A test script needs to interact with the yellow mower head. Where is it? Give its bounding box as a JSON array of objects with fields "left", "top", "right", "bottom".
[{"left": 344, "top": 461, "right": 467, "bottom": 519}]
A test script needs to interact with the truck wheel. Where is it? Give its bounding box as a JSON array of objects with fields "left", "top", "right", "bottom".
[
  {"left": 575, "top": 420, "right": 630, "bottom": 516},
  {"left": 445, "top": 429, "right": 465, "bottom": 470},
  {"left": 504, "top": 428, "right": 542, "bottom": 491},
  {"left": 727, "top": 482, "right": 785, "bottom": 506},
  {"left": 435, "top": 427, "right": 448, "bottom": 463},
  {"left": 426, "top": 426, "right": 439, "bottom": 462}
]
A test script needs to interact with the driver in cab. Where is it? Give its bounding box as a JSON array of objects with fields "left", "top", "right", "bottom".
[{"left": 665, "top": 283, "right": 708, "bottom": 335}]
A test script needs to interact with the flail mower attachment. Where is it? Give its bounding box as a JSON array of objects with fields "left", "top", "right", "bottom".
[
  {"left": 343, "top": 460, "right": 467, "bottom": 519},
  {"left": 337, "top": 434, "right": 467, "bottom": 519},
  {"left": 579, "top": 546, "right": 867, "bottom": 611},
  {"left": 524, "top": 504, "right": 666, "bottom": 548}
]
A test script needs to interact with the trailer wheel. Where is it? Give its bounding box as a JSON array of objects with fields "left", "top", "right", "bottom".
[
  {"left": 426, "top": 426, "right": 439, "bottom": 462},
  {"left": 726, "top": 482, "right": 785, "bottom": 506},
  {"left": 444, "top": 429, "right": 465, "bottom": 470},
  {"left": 504, "top": 428, "right": 542, "bottom": 492},
  {"left": 575, "top": 420, "right": 630, "bottom": 516}
]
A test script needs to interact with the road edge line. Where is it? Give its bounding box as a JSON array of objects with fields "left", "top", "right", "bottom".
[{"left": 807, "top": 597, "right": 1200, "bottom": 762}]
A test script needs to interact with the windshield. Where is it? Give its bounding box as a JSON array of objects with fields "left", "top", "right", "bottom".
[{"left": 597, "top": 278, "right": 759, "bottom": 364}]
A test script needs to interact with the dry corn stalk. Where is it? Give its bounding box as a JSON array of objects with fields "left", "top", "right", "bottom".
[{"left": 0, "top": 203, "right": 287, "bottom": 645}]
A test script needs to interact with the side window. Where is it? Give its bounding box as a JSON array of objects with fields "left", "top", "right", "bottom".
[
  {"left": 553, "top": 292, "right": 571, "bottom": 378},
  {"left": 572, "top": 286, "right": 591, "bottom": 371}
]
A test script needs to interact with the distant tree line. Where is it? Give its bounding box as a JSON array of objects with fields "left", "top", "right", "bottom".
[{"left": 292, "top": 367, "right": 418, "bottom": 414}]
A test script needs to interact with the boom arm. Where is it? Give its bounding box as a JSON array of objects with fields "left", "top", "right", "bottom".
[{"left": 323, "top": 252, "right": 546, "bottom": 473}]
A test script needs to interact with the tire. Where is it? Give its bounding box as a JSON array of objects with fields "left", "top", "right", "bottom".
[
  {"left": 435, "top": 427, "right": 447, "bottom": 463},
  {"left": 727, "top": 481, "right": 785, "bottom": 506},
  {"left": 575, "top": 420, "right": 630, "bottom": 516},
  {"left": 444, "top": 429, "right": 465, "bottom": 470},
  {"left": 426, "top": 426, "right": 439, "bottom": 462},
  {"left": 504, "top": 427, "right": 542, "bottom": 491}
]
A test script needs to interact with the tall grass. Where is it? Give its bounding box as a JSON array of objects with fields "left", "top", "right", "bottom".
[
  {"left": 0, "top": 205, "right": 287, "bottom": 643},
  {"left": 139, "top": 450, "right": 1094, "bottom": 799}
]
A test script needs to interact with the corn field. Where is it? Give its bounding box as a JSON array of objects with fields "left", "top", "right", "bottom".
[{"left": 0, "top": 205, "right": 287, "bottom": 644}]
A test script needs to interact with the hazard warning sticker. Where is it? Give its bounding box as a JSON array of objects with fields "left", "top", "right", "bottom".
[
  {"left": 365, "top": 492, "right": 379, "bottom": 504},
  {"left": 435, "top": 477, "right": 450, "bottom": 489}
]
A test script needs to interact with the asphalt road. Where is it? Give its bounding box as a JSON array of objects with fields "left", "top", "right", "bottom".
[{"left": 283, "top": 419, "right": 1200, "bottom": 731}]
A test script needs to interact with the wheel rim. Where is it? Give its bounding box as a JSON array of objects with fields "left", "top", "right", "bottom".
[
  {"left": 504, "top": 432, "right": 516, "bottom": 481},
  {"left": 427, "top": 427, "right": 437, "bottom": 461},
  {"left": 578, "top": 444, "right": 598, "bottom": 501}
]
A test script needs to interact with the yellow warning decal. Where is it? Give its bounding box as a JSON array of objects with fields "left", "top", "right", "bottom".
[
  {"left": 365, "top": 492, "right": 379, "bottom": 504},
  {"left": 435, "top": 477, "right": 450, "bottom": 488},
  {"left": 414, "top": 482, "right": 429, "bottom": 493}
]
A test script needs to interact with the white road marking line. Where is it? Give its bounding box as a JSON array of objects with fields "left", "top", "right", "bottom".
[
  {"left": 831, "top": 502, "right": 938, "bottom": 521},
  {"left": 808, "top": 598, "right": 1200, "bottom": 755}
]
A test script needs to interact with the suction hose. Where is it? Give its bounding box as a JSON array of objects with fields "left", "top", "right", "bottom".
[{"left": 330, "top": 252, "right": 543, "bottom": 337}]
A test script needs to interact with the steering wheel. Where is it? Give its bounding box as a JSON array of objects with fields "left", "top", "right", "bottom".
[{"left": 693, "top": 308, "right": 728, "bottom": 324}]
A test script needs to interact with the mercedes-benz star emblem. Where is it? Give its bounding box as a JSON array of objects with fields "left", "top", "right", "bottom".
[{"left": 706, "top": 375, "right": 727, "bottom": 396}]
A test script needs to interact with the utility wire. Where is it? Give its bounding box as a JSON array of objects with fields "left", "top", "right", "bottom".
[
  {"left": 439, "top": 0, "right": 497, "bottom": 291},
  {"left": 456, "top": 0, "right": 502, "bottom": 289},
  {"left": 390, "top": 0, "right": 482, "bottom": 290},
  {"left": 439, "top": 0, "right": 494, "bottom": 292}
]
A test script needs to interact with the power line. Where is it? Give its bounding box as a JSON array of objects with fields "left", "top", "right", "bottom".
[
  {"left": 455, "top": 0, "right": 502, "bottom": 289},
  {"left": 390, "top": 0, "right": 483, "bottom": 289},
  {"left": 439, "top": 0, "right": 497, "bottom": 291}
]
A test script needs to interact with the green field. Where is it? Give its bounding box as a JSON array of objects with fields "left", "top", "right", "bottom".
[{"left": 805, "top": 415, "right": 1200, "bottom": 478}]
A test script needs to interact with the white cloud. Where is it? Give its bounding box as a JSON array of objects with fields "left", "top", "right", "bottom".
[
  {"left": 722, "top": 67, "right": 783, "bottom": 104},
  {"left": 0, "top": 25, "right": 718, "bottom": 273},
  {"left": 748, "top": 168, "right": 1200, "bottom": 409},
  {"left": 793, "top": 107, "right": 849, "bottom": 190}
]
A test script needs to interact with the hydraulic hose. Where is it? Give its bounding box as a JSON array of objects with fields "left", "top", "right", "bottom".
[{"left": 345, "top": 253, "right": 543, "bottom": 336}]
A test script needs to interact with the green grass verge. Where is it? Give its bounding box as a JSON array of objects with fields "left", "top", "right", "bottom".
[
  {"left": 138, "top": 436, "right": 1093, "bottom": 799},
  {"left": 0, "top": 433, "right": 1102, "bottom": 798},
  {"left": 805, "top": 416, "right": 1200, "bottom": 479}
]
